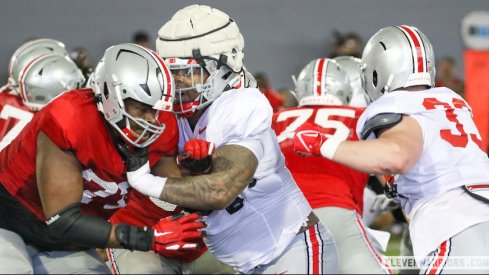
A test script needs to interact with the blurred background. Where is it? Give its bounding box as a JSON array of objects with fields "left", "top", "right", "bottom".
[{"left": 0, "top": 0, "right": 487, "bottom": 90}]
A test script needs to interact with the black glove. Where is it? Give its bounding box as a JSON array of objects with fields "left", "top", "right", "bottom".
[{"left": 117, "top": 143, "right": 149, "bottom": 172}]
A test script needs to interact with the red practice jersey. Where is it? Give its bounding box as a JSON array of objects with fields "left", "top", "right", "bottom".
[
  {"left": 0, "top": 86, "right": 34, "bottom": 151},
  {"left": 0, "top": 88, "right": 176, "bottom": 221},
  {"left": 272, "top": 105, "right": 369, "bottom": 214}
]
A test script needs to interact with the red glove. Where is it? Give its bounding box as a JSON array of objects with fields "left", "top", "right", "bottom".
[
  {"left": 151, "top": 213, "right": 205, "bottom": 256},
  {"left": 177, "top": 139, "right": 215, "bottom": 175},
  {"left": 293, "top": 122, "right": 343, "bottom": 159}
]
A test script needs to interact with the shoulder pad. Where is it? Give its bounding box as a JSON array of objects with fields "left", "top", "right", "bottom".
[{"left": 361, "top": 113, "right": 403, "bottom": 140}]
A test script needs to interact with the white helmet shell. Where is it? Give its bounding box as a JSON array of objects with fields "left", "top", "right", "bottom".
[
  {"left": 18, "top": 53, "right": 85, "bottom": 111},
  {"left": 8, "top": 39, "right": 68, "bottom": 94},
  {"left": 156, "top": 4, "right": 244, "bottom": 73},
  {"left": 295, "top": 58, "right": 352, "bottom": 106},
  {"left": 333, "top": 56, "right": 368, "bottom": 107},
  {"left": 90, "top": 43, "right": 174, "bottom": 147},
  {"left": 361, "top": 25, "right": 436, "bottom": 102}
]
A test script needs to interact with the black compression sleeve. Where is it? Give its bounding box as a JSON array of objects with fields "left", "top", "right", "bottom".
[{"left": 46, "top": 203, "right": 111, "bottom": 248}]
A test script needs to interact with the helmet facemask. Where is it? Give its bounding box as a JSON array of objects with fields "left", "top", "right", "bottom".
[
  {"left": 168, "top": 56, "right": 239, "bottom": 118},
  {"left": 156, "top": 4, "right": 246, "bottom": 118},
  {"left": 94, "top": 78, "right": 166, "bottom": 148},
  {"left": 91, "top": 43, "right": 174, "bottom": 148}
]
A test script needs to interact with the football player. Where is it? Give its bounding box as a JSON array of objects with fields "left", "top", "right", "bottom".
[
  {"left": 294, "top": 25, "right": 489, "bottom": 274},
  {"left": 0, "top": 43, "right": 204, "bottom": 273},
  {"left": 122, "top": 4, "right": 338, "bottom": 274}
]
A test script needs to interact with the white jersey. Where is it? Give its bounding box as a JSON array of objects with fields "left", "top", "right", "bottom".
[
  {"left": 177, "top": 87, "right": 311, "bottom": 273},
  {"left": 357, "top": 87, "right": 489, "bottom": 257}
]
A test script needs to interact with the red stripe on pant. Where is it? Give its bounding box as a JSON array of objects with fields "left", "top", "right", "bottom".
[
  {"left": 428, "top": 240, "right": 449, "bottom": 275},
  {"left": 106, "top": 248, "right": 120, "bottom": 275},
  {"left": 306, "top": 224, "right": 322, "bottom": 274}
]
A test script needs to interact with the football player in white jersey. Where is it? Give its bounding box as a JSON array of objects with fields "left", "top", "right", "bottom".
[
  {"left": 294, "top": 25, "right": 489, "bottom": 274},
  {"left": 122, "top": 4, "right": 338, "bottom": 274}
]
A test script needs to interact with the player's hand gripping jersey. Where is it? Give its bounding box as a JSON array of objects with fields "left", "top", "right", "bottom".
[
  {"left": 176, "top": 87, "right": 311, "bottom": 273},
  {"left": 357, "top": 87, "right": 489, "bottom": 257},
  {"left": 273, "top": 105, "right": 368, "bottom": 213}
]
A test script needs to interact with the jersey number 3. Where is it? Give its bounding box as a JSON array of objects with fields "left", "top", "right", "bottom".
[{"left": 423, "top": 97, "right": 483, "bottom": 150}]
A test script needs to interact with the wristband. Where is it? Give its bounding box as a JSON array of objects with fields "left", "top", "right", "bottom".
[
  {"left": 126, "top": 162, "right": 167, "bottom": 198},
  {"left": 319, "top": 136, "right": 344, "bottom": 160}
]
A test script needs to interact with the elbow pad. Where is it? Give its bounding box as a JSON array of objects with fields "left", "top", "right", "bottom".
[
  {"left": 361, "top": 113, "right": 403, "bottom": 140},
  {"left": 46, "top": 203, "right": 111, "bottom": 248}
]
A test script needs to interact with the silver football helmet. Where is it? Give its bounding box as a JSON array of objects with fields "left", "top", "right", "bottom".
[
  {"left": 156, "top": 4, "right": 245, "bottom": 116},
  {"left": 18, "top": 53, "right": 85, "bottom": 111},
  {"left": 89, "top": 43, "right": 174, "bottom": 148},
  {"left": 361, "top": 25, "right": 436, "bottom": 102},
  {"left": 8, "top": 38, "right": 68, "bottom": 94},
  {"left": 333, "top": 56, "right": 368, "bottom": 107},
  {"left": 294, "top": 58, "right": 352, "bottom": 106}
]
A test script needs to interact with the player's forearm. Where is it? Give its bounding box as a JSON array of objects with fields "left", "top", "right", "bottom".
[
  {"left": 160, "top": 175, "right": 233, "bottom": 210},
  {"left": 333, "top": 139, "right": 411, "bottom": 175},
  {"left": 127, "top": 144, "right": 256, "bottom": 210},
  {"left": 160, "top": 144, "right": 257, "bottom": 209}
]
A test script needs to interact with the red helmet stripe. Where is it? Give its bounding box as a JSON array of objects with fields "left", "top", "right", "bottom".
[
  {"left": 399, "top": 25, "right": 425, "bottom": 73},
  {"left": 8, "top": 38, "right": 49, "bottom": 75},
  {"left": 315, "top": 58, "right": 326, "bottom": 96}
]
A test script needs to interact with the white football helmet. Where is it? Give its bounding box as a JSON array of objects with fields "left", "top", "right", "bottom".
[
  {"left": 294, "top": 58, "right": 352, "bottom": 106},
  {"left": 89, "top": 43, "right": 174, "bottom": 148},
  {"left": 8, "top": 39, "right": 68, "bottom": 94},
  {"left": 18, "top": 53, "right": 85, "bottom": 111},
  {"left": 361, "top": 25, "right": 436, "bottom": 102},
  {"left": 156, "top": 4, "right": 245, "bottom": 116},
  {"left": 333, "top": 56, "right": 368, "bottom": 107}
]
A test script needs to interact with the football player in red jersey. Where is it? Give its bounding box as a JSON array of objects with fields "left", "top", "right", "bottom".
[
  {"left": 273, "top": 58, "right": 392, "bottom": 274},
  {"left": 0, "top": 43, "right": 204, "bottom": 273},
  {"left": 0, "top": 39, "right": 84, "bottom": 151}
]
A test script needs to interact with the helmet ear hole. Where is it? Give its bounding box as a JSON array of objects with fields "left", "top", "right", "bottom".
[
  {"left": 373, "top": 70, "right": 378, "bottom": 87},
  {"left": 103, "top": 82, "right": 110, "bottom": 99}
]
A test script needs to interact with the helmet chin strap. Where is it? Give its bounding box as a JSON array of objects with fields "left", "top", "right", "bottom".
[
  {"left": 121, "top": 128, "right": 138, "bottom": 152},
  {"left": 173, "top": 93, "right": 204, "bottom": 118}
]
